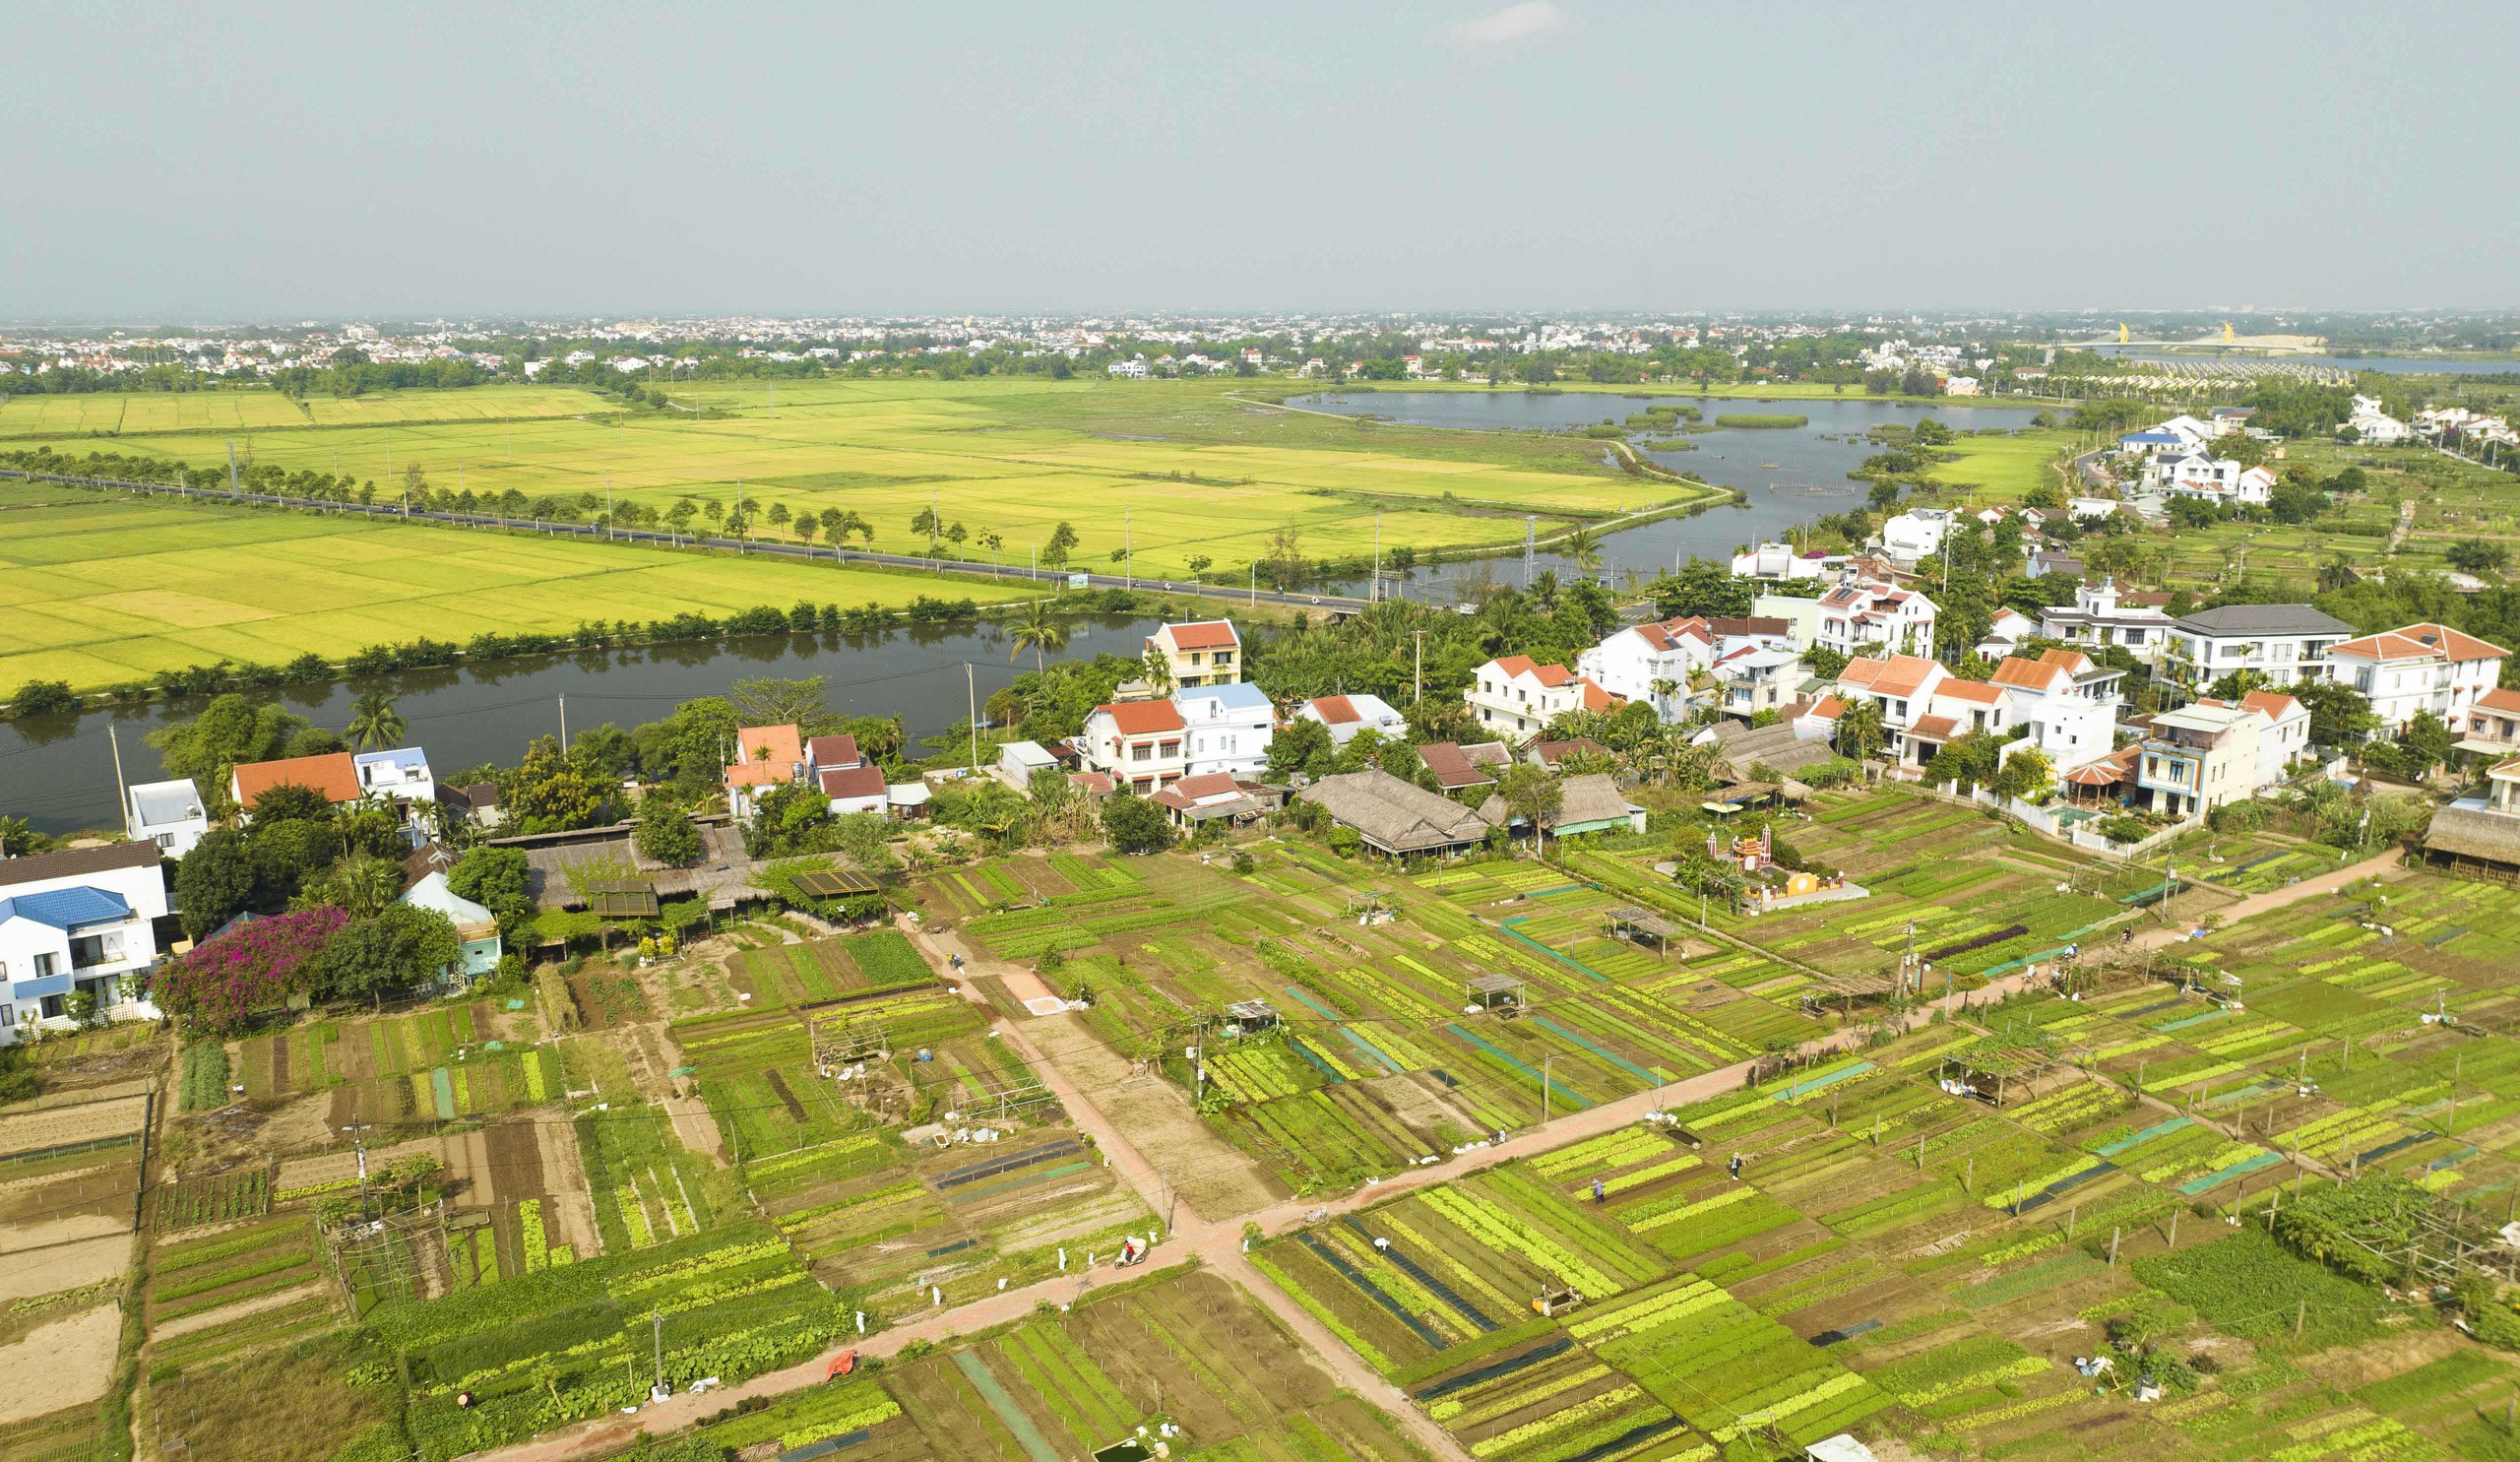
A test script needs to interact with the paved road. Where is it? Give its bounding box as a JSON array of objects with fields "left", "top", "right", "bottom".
[{"left": 0, "top": 468, "right": 1371, "bottom": 615}]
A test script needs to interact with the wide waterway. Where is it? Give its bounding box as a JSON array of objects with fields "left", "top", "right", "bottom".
[
  {"left": 1, "top": 616, "right": 1164, "bottom": 836},
  {"left": 1297, "top": 390, "right": 2048, "bottom": 596}
]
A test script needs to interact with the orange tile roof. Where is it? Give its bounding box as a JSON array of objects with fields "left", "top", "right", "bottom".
[
  {"left": 1837, "top": 659, "right": 1886, "bottom": 690},
  {"left": 1578, "top": 678, "right": 1614, "bottom": 711},
  {"left": 1098, "top": 700, "right": 1185, "bottom": 735},
  {"left": 1864, "top": 654, "right": 1942, "bottom": 698},
  {"left": 2239, "top": 689, "right": 2304, "bottom": 722},
  {"left": 726, "top": 724, "right": 804, "bottom": 788},
  {"left": 1308, "top": 695, "right": 1362, "bottom": 725},
  {"left": 1805, "top": 694, "right": 1848, "bottom": 720},
  {"left": 232, "top": 752, "right": 360, "bottom": 808},
  {"left": 816, "top": 764, "right": 886, "bottom": 799},
  {"left": 1988, "top": 657, "right": 2056, "bottom": 689},
  {"left": 2330, "top": 621, "right": 2510, "bottom": 664},
  {"left": 1155, "top": 620, "right": 1239, "bottom": 651},
  {"left": 1490, "top": 654, "right": 1539, "bottom": 679},
  {"left": 2036, "top": 648, "right": 2098, "bottom": 676},
  {"left": 2476, "top": 687, "right": 2520, "bottom": 715},
  {"left": 1936, "top": 679, "right": 2005, "bottom": 705},
  {"left": 1909, "top": 715, "right": 1960, "bottom": 740}
]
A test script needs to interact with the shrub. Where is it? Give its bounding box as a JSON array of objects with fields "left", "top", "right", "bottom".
[{"left": 155, "top": 907, "right": 348, "bottom": 1036}]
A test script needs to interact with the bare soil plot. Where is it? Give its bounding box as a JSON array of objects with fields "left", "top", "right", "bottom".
[
  {"left": 1042, "top": 1026, "right": 1282, "bottom": 1220},
  {"left": 0, "top": 1234, "right": 126, "bottom": 1303},
  {"left": 0, "top": 1303, "right": 118, "bottom": 1425},
  {"left": 0, "top": 1094, "right": 147, "bottom": 1156}
]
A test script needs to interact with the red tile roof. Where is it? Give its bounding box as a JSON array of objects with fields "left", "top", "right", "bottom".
[
  {"left": 804, "top": 733, "right": 860, "bottom": 769},
  {"left": 1098, "top": 700, "right": 1185, "bottom": 735},
  {"left": 1155, "top": 620, "right": 1240, "bottom": 651},
  {"left": 817, "top": 765, "right": 887, "bottom": 800},
  {"left": 726, "top": 725, "right": 804, "bottom": 788},
  {"left": 2475, "top": 687, "right": 2520, "bottom": 716},
  {"left": 1908, "top": 715, "right": 1960, "bottom": 741},
  {"left": 1308, "top": 695, "right": 1362, "bottom": 725},
  {"left": 1416, "top": 742, "right": 1496, "bottom": 789},
  {"left": 232, "top": 752, "right": 361, "bottom": 808},
  {"left": 1988, "top": 657, "right": 2059, "bottom": 689},
  {"left": 2329, "top": 621, "right": 2510, "bottom": 664},
  {"left": 2238, "top": 689, "right": 2304, "bottom": 723},
  {"left": 1936, "top": 679, "right": 2005, "bottom": 705}
]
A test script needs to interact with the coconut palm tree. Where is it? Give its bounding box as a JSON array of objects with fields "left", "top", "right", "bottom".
[
  {"left": 1009, "top": 602, "right": 1069, "bottom": 673},
  {"left": 346, "top": 691, "right": 406, "bottom": 751},
  {"left": 1834, "top": 698, "right": 1888, "bottom": 767},
  {"left": 1559, "top": 526, "right": 1606, "bottom": 581}
]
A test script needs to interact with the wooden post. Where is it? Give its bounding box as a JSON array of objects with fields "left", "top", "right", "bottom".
[
  {"left": 2067, "top": 1205, "right": 2077, "bottom": 1240},
  {"left": 1965, "top": 1157, "right": 1974, "bottom": 1194},
  {"left": 2110, "top": 1227, "right": 2120, "bottom": 1268},
  {"left": 2169, "top": 1209, "right": 2179, "bottom": 1247},
  {"left": 2295, "top": 1301, "right": 2306, "bottom": 1339}
]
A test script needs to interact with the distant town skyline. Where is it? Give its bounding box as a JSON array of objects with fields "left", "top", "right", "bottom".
[{"left": 4, "top": 3, "right": 2516, "bottom": 318}]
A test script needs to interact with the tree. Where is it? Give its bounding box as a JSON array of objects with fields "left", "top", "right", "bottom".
[
  {"left": 1040, "top": 521, "right": 1080, "bottom": 568},
  {"left": 317, "top": 904, "right": 462, "bottom": 1004},
  {"left": 635, "top": 795, "right": 705, "bottom": 867},
  {"left": 1987, "top": 747, "right": 2051, "bottom": 802},
  {"left": 506, "top": 736, "right": 607, "bottom": 834},
  {"left": 1833, "top": 698, "right": 1887, "bottom": 764},
  {"left": 173, "top": 829, "right": 255, "bottom": 941},
  {"left": 1495, "top": 763, "right": 1561, "bottom": 847},
  {"left": 2446, "top": 539, "right": 2512, "bottom": 575},
  {"left": 2290, "top": 680, "right": 2377, "bottom": 747},
  {"left": 729, "top": 676, "right": 840, "bottom": 736},
  {"left": 1101, "top": 793, "right": 1172, "bottom": 855},
  {"left": 446, "top": 847, "right": 533, "bottom": 932},
  {"left": 1264, "top": 717, "right": 1334, "bottom": 782},
  {"left": 345, "top": 691, "right": 406, "bottom": 751},
  {"left": 149, "top": 694, "right": 308, "bottom": 814},
  {"left": 1558, "top": 526, "right": 1605, "bottom": 580},
  {"left": 1139, "top": 649, "right": 1175, "bottom": 695},
  {"left": 303, "top": 853, "right": 404, "bottom": 918},
  {"left": 1009, "top": 602, "right": 1070, "bottom": 673},
  {"left": 157, "top": 906, "right": 347, "bottom": 1035},
  {"left": 1649, "top": 558, "right": 1754, "bottom": 620}
]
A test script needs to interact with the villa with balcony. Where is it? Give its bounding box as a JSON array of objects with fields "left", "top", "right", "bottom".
[{"left": 0, "top": 842, "right": 167, "bottom": 1040}]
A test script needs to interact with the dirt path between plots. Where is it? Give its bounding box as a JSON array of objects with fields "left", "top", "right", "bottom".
[
  {"left": 149, "top": 1279, "right": 330, "bottom": 1341},
  {"left": 2127, "top": 849, "right": 2405, "bottom": 950}
]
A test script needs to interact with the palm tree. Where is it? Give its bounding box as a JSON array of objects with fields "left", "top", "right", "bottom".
[
  {"left": 1834, "top": 698, "right": 1888, "bottom": 766},
  {"left": 1559, "top": 526, "right": 1605, "bottom": 581},
  {"left": 1140, "top": 649, "right": 1175, "bottom": 695},
  {"left": 2317, "top": 553, "right": 2357, "bottom": 593},
  {"left": 346, "top": 691, "right": 406, "bottom": 751},
  {"left": 1009, "top": 602, "right": 1069, "bottom": 673}
]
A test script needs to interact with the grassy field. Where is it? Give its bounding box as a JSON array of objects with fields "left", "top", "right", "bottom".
[
  {"left": 0, "top": 482, "right": 1034, "bottom": 690},
  {"left": 1924, "top": 429, "right": 2075, "bottom": 503},
  {"left": 60, "top": 377, "right": 1716, "bottom": 579},
  {"left": 0, "top": 385, "right": 610, "bottom": 438}
]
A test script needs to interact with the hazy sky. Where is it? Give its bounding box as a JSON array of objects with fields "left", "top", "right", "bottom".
[{"left": 6, "top": 2, "right": 2516, "bottom": 320}]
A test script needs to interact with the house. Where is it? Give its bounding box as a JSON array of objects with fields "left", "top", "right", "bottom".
[
  {"left": 2024, "top": 550, "right": 2086, "bottom": 581},
  {"left": 1577, "top": 617, "right": 1714, "bottom": 721},
  {"left": 2457, "top": 687, "right": 2520, "bottom": 760},
  {"left": 1880, "top": 508, "right": 1953, "bottom": 567},
  {"left": 2137, "top": 704, "right": 2263, "bottom": 818},
  {"left": 818, "top": 764, "right": 890, "bottom": 817},
  {"left": 2342, "top": 395, "right": 2410, "bottom": 445},
  {"left": 1812, "top": 575, "right": 1938, "bottom": 659},
  {"left": 2219, "top": 689, "right": 2311, "bottom": 787},
  {"left": 1712, "top": 646, "right": 1806, "bottom": 723},
  {"left": 1990, "top": 650, "right": 2122, "bottom": 771},
  {"left": 1417, "top": 741, "right": 1511, "bottom": 795},
  {"left": 2068, "top": 496, "right": 2122, "bottom": 521},
  {"left": 2037, "top": 577, "right": 2174, "bottom": 663},
  {"left": 1750, "top": 593, "right": 1825, "bottom": 652},
  {"left": 1901, "top": 678, "right": 2009, "bottom": 769},
  {"left": 994, "top": 739, "right": 1061, "bottom": 792},
  {"left": 1145, "top": 620, "right": 1242, "bottom": 688},
  {"left": 1296, "top": 769, "right": 1499, "bottom": 857},
  {"left": 1294, "top": 692, "right": 1406, "bottom": 749},
  {"left": 439, "top": 782, "right": 504, "bottom": 832},
  {"left": 2151, "top": 452, "right": 2274, "bottom": 505},
  {"left": 1730, "top": 542, "right": 1829, "bottom": 581},
  {"left": 1976, "top": 608, "right": 2040, "bottom": 662},
  {"left": 398, "top": 845, "right": 501, "bottom": 984},
  {"left": 353, "top": 746, "right": 436, "bottom": 806},
  {"left": 804, "top": 734, "right": 862, "bottom": 776},
  {"left": 1464, "top": 657, "right": 1615, "bottom": 738},
  {"left": 1699, "top": 718, "right": 1840, "bottom": 782},
  {"left": 2208, "top": 406, "right": 2257, "bottom": 436},
  {"left": 125, "top": 779, "right": 209, "bottom": 857},
  {"left": 230, "top": 751, "right": 361, "bottom": 816},
  {"left": 1524, "top": 737, "right": 1610, "bottom": 771},
  {"left": 1149, "top": 773, "right": 1264, "bottom": 831},
  {"left": 1835, "top": 654, "right": 1949, "bottom": 759},
  {"left": 1174, "top": 682, "right": 1276, "bottom": 778},
  {"left": 1480, "top": 773, "right": 1642, "bottom": 839},
  {"left": 2322, "top": 622, "right": 2510, "bottom": 736},
  {"left": 0, "top": 841, "right": 166, "bottom": 1040},
  {"left": 724, "top": 724, "right": 805, "bottom": 818},
  {"left": 2116, "top": 415, "right": 2212, "bottom": 457},
  {"left": 2161, "top": 604, "right": 2357, "bottom": 698},
  {"left": 2423, "top": 757, "right": 2520, "bottom": 881},
  {"left": 1080, "top": 700, "right": 1189, "bottom": 793}
]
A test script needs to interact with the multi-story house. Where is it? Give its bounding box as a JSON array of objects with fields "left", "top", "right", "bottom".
[
  {"left": 2195, "top": 689, "right": 2311, "bottom": 790},
  {"left": 230, "top": 751, "right": 363, "bottom": 819},
  {"left": 2037, "top": 578, "right": 2174, "bottom": 664},
  {"left": 2458, "top": 687, "right": 2520, "bottom": 759},
  {"left": 1729, "top": 542, "right": 1829, "bottom": 581},
  {"left": 1900, "top": 677, "right": 2010, "bottom": 769},
  {"left": 0, "top": 842, "right": 166, "bottom": 1040},
  {"left": 1176, "top": 682, "right": 1276, "bottom": 778},
  {"left": 1711, "top": 646, "right": 1805, "bottom": 723},
  {"left": 1879, "top": 509, "right": 1952, "bottom": 567},
  {"left": 1813, "top": 576, "right": 1938, "bottom": 659},
  {"left": 2148, "top": 453, "right": 2274, "bottom": 504},
  {"left": 724, "top": 724, "right": 806, "bottom": 818},
  {"left": 1080, "top": 700, "right": 1189, "bottom": 793},
  {"left": 1145, "top": 620, "right": 1241, "bottom": 688},
  {"left": 1577, "top": 617, "right": 1714, "bottom": 721},
  {"left": 353, "top": 746, "right": 436, "bottom": 807},
  {"left": 1833, "top": 654, "right": 1948, "bottom": 760},
  {"left": 2161, "top": 604, "right": 2356, "bottom": 699},
  {"left": 1989, "top": 650, "right": 2121, "bottom": 772},
  {"left": 124, "top": 779, "right": 209, "bottom": 857},
  {"left": 805, "top": 737, "right": 884, "bottom": 817},
  {"left": 2322, "top": 622, "right": 2509, "bottom": 735},
  {"left": 2137, "top": 704, "right": 2263, "bottom": 818},
  {"left": 1464, "top": 657, "right": 1615, "bottom": 739}
]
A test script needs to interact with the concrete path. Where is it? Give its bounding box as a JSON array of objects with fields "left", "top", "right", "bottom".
[{"left": 2127, "top": 849, "right": 2403, "bottom": 951}]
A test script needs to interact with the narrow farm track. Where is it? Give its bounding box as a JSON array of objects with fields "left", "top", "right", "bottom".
[{"left": 2126, "top": 848, "right": 2405, "bottom": 951}]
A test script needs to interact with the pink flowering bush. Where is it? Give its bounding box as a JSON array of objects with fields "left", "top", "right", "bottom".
[{"left": 154, "top": 906, "right": 347, "bottom": 1036}]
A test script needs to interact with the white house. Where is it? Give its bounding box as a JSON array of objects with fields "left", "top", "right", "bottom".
[
  {"left": 1880, "top": 508, "right": 1953, "bottom": 567},
  {"left": 2138, "top": 704, "right": 2263, "bottom": 818},
  {"left": 1176, "top": 682, "right": 1276, "bottom": 777},
  {"left": 398, "top": 846, "right": 501, "bottom": 984},
  {"left": 994, "top": 739, "right": 1060, "bottom": 793},
  {"left": 2191, "top": 689, "right": 2311, "bottom": 789},
  {"left": 1900, "top": 677, "right": 2010, "bottom": 769},
  {"left": 1578, "top": 617, "right": 1714, "bottom": 721},
  {"left": 1834, "top": 654, "right": 1949, "bottom": 760},
  {"left": 2037, "top": 577, "right": 2174, "bottom": 664},
  {"left": 725, "top": 724, "right": 806, "bottom": 820},
  {"left": 1294, "top": 692, "right": 1407, "bottom": 749},
  {"left": 1976, "top": 608, "right": 2040, "bottom": 662},
  {"left": 1712, "top": 646, "right": 1805, "bottom": 723},
  {"left": 817, "top": 764, "right": 890, "bottom": 817},
  {"left": 1464, "top": 659, "right": 1615, "bottom": 739},
  {"left": 1146, "top": 621, "right": 1242, "bottom": 688},
  {"left": 2067, "top": 496, "right": 2122, "bottom": 521},
  {"left": 231, "top": 751, "right": 363, "bottom": 819},
  {"left": 2162, "top": 604, "right": 2358, "bottom": 699},
  {"left": 1812, "top": 575, "right": 1938, "bottom": 659},
  {"left": 353, "top": 746, "right": 435, "bottom": 807},
  {"left": 2343, "top": 395, "right": 2410, "bottom": 445},
  {"left": 2151, "top": 452, "right": 2274, "bottom": 505},
  {"left": 0, "top": 841, "right": 166, "bottom": 1040},
  {"left": 2322, "top": 622, "right": 2510, "bottom": 736},
  {"left": 1080, "top": 699, "right": 1189, "bottom": 794},
  {"left": 1730, "top": 542, "right": 1829, "bottom": 581},
  {"left": 125, "top": 778, "right": 209, "bottom": 857},
  {"left": 1990, "top": 650, "right": 2122, "bottom": 772}
]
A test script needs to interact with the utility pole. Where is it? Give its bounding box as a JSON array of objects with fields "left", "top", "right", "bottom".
[
  {"left": 1412, "top": 630, "right": 1426, "bottom": 707},
  {"left": 605, "top": 474, "right": 613, "bottom": 541},
  {"left": 1541, "top": 1054, "right": 1554, "bottom": 1126},
  {"left": 108, "top": 726, "right": 128, "bottom": 830},
  {"left": 558, "top": 694, "right": 569, "bottom": 750},
  {"left": 967, "top": 664, "right": 979, "bottom": 772},
  {"left": 1124, "top": 505, "right": 1132, "bottom": 590},
  {"left": 1371, "top": 508, "right": 1382, "bottom": 604},
  {"left": 225, "top": 440, "right": 239, "bottom": 495},
  {"left": 1524, "top": 516, "right": 1537, "bottom": 586},
  {"left": 1250, "top": 560, "right": 1258, "bottom": 607},
  {"left": 342, "top": 1120, "right": 374, "bottom": 1218},
  {"left": 651, "top": 1310, "right": 665, "bottom": 1400}
]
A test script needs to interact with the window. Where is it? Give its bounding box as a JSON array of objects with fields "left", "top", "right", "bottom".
[
  {"left": 32, "top": 953, "right": 56, "bottom": 980},
  {"left": 70, "top": 935, "right": 106, "bottom": 969},
  {"left": 1132, "top": 743, "right": 1151, "bottom": 763}
]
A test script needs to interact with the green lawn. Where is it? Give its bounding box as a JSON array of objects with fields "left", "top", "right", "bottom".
[{"left": 0, "top": 489, "right": 1034, "bottom": 690}]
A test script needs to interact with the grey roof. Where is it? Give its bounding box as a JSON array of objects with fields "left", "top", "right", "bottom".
[
  {"left": 2172, "top": 604, "right": 2356, "bottom": 638},
  {"left": 1710, "top": 720, "right": 1838, "bottom": 776},
  {"left": 0, "top": 841, "right": 161, "bottom": 884},
  {"left": 1297, "top": 769, "right": 1498, "bottom": 854},
  {"left": 129, "top": 780, "right": 205, "bottom": 826},
  {"left": 2426, "top": 804, "right": 2520, "bottom": 866}
]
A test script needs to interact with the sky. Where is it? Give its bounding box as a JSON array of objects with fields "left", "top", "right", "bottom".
[{"left": 4, "top": 2, "right": 2517, "bottom": 320}]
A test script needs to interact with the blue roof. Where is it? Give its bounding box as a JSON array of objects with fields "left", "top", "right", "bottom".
[
  {"left": 353, "top": 747, "right": 430, "bottom": 770},
  {"left": 2119, "top": 431, "right": 2179, "bottom": 443},
  {"left": 1176, "top": 682, "right": 1272, "bottom": 712},
  {"left": 0, "top": 887, "right": 132, "bottom": 930}
]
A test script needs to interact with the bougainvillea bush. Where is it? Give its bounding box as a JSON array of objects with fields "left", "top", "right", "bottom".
[{"left": 153, "top": 906, "right": 347, "bottom": 1035}]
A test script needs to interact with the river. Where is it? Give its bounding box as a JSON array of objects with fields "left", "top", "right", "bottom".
[
  {"left": 2083, "top": 346, "right": 2520, "bottom": 376},
  {"left": 1298, "top": 390, "right": 2048, "bottom": 596},
  {"left": 1, "top": 615, "right": 1163, "bottom": 836}
]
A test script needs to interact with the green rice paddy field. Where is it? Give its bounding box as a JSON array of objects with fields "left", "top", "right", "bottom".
[
  {"left": 0, "top": 478, "right": 1033, "bottom": 689},
  {"left": 20, "top": 376, "right": 1714, "bottom": 588}
]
